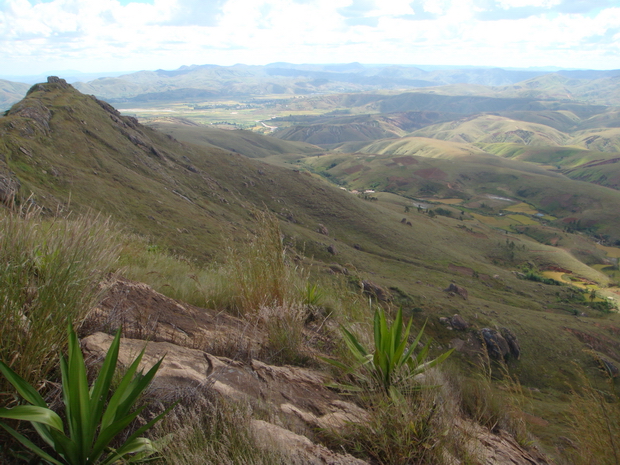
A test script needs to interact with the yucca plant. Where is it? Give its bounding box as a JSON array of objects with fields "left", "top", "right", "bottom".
[
  {"left": 0, "top": 325, "right": 172, "bottom": 465},
  {"left": 325, "top": 307, "right": 453, "bottom": 396}
]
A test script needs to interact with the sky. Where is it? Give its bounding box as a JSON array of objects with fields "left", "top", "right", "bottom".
[{"left": 1, "top": 0, "right": 619, "bottom": 77}]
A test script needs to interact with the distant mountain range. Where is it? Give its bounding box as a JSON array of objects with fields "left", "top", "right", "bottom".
[{"left": 1, "top": 63, "right": 619, "bottom": 110}]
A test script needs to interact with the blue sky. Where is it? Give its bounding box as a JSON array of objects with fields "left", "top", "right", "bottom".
[{"left": 1, "top": 0, "right": 619, "bottom": 76}]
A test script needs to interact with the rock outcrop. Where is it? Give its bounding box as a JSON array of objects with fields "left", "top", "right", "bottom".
[
  {"left": 481, "top": 328, "right": 511, "bottom": 360},
  {"left": 80, "top": 277, "right": 549, "bottom": 465}
]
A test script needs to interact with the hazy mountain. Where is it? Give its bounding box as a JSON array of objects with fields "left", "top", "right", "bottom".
[{"left": 0, "top": 79, "right": 31, "bottom": 111}]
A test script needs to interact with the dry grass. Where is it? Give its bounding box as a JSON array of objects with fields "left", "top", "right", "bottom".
[
  {"left": 0, "top": 208, "right": 121, "bottom": 400},
  {"left": 153, "top": 387, "right": 286, "bottom": 465},
  {"left": 206, "top": 210, "right": 307, "bottom": 316},
  {"left": 453, "top": 357, "right": 531, "bottom": 448},
  {"left": 319, "top": 370, "right": 481, "bottom": 465},
  {"left": 561, "top": 366, "right": 620, "bottom": 465}
]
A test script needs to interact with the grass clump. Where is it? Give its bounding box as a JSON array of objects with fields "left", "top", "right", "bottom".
[
  {"left": 562, "top": 367, "right": 620, "bottom": 465},
  {"left": 0, "top": 209, "right": 120, "bottom": 397},
  {"left": 319, "top": 371, "right": 476, "bottom": 465},
  {"left": 454, "top": 361, "right": 530, "bottom": 445},
  {"left": 154, "top": 390, "right": 285, "bottom": 465},
  {"left": 208, "top": 210, "right": 307, "bottom": 316}
]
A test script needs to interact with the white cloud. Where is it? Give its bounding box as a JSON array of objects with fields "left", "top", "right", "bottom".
[{"left": 0, "top": 0, "right": 619, "bottom": 75}]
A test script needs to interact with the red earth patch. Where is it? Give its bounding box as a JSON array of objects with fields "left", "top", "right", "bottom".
[
  {"left": 392, "top": 156, "right": 418, "bottom": 166},
  {"left": 415, "top": 167, "right": 447, "bottom": 180}
]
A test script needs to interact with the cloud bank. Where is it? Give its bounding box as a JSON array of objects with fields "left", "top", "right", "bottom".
[{"left": 1, "top": 0, "right": 619, "bottom": 75}]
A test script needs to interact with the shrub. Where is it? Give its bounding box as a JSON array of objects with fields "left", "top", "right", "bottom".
[{"left": 324, "top": 307, "right": 453, "bottom": 395}]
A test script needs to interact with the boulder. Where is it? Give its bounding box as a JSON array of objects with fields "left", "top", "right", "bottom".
[
  {"left": 445, "top": 283, "right": 468, "bottom": 300},
  {"left": 250, "top": 420, "right": 368, "bottom": 465},
  {"left": 327, "top": 244, "right": 337, "bottom": 255},
  {"left": 329, "top": 264, "right": 349, "bottom": 275},
  {"left": 450, "top": 314, "right": 469, "bottom": 331},
  {"left": 362, "top": 280, "right": 391, "bottom": 302},
  {"left": 500, "top": 327, "right": 521, "bottom": 360},
  {"left": 480, "top": 328, "right": 510, "bottom": 360},
  {"left": 317, "top": 224, "right": 329, "bottom": 236}
]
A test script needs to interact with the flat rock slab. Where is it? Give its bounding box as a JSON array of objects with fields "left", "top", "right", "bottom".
[{"left": 82, "top": 332, "right": 366, "bottom": 432}]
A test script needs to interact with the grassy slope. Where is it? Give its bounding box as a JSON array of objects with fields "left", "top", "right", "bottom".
[
  {"left": 303, "top": 142, "right": 620, "bottom": 243},
  {"left": 146, "top": 117, "right": 323, "bottom": 160},
  {"left": 2, "top": 81, "right": 620, "bottom": 456},
  {"left": 409, "top": 114, "right": 570, "bottom": 146}
]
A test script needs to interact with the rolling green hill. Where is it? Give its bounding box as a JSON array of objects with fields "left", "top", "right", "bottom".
[{"left": 409, "top": 114, "right": 570, "bottom": 146}]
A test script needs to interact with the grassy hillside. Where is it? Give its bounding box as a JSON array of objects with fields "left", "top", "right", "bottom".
[
  {"left": 497, "top": 73, "right": 620, "bottom": 106},
  {"left": 409, "top": 114, "right": 570, "bottom": 146},
  {"left": 3, "top": 78, "right": 620, "bottom": 461},
  {"left": 302, "top": 142, "right": 620, "bottom": 243},
  {"left": 146, "top": 117, "right": 322, "bottom": 160}
]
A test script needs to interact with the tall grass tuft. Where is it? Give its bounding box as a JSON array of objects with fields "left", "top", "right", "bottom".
[
  {"left": 208, "top": 210, "right": 306, "bottom": 316},
  {"left": 0, "top": 208, "right": 120, "bottom": 400},
  {"left": 119, "top": 239, "right": 211, "bottom": 308},
  {"left": 562, "top": 367, "right": 620, "bottom": 465},
  {"left": 154, "top": 389, "right": 285, "bottom": 465},
  {"left": 454, "top": 358, "right": 530, "bottom": 446}
]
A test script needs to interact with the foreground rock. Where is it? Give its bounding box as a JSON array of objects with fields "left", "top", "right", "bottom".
[
  {"left": 250, "top": 420, "right": 368, "bottom": 465},
  {"left": 82, "top": 333, "right": 367, "bottom": 432}
]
